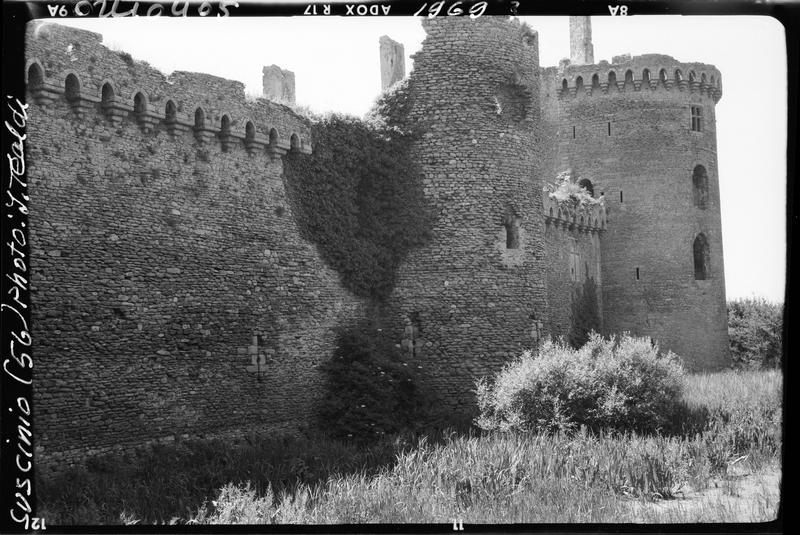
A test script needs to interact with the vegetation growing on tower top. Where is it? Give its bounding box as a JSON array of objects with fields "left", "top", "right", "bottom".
[{"left": 545, "top": 171, "right": 600, "bottom": 208}]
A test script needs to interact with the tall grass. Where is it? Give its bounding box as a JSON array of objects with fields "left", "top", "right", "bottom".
[
  {"left": 39, "top": 369, "right": 782, "bottom": 524},
  {"left": 191, "top": 424, "right": 780, "bottom": 524},
  {"left": 37, "top": 433, "right": 404, "bottom": 524}
]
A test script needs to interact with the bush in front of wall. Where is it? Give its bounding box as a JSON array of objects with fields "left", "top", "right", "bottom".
[{"left": 476, "top": 333, "right": 686, "bottom": 435}]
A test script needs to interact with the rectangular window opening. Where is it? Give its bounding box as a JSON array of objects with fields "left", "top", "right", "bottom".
[
  {"left": 635, "top": 267, "right": 640, "bottom": 280},
  {"left": 607, "top": 122, "right": 611, "bottom": 136},
  {"left": 620, "top": 190, "right": 624, "bottom": 203},
  {"left": 572, "top": 126, "right": 576, "bottom": 139},
  {"left": 691, "top": 106, "right": 703, "bottom": 132},
  {"left": 505, "top": 216, "right": 520, "bottom": 249}
]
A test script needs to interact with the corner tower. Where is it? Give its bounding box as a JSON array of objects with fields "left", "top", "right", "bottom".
[
  {"left": 387, "top": 17, "right": 548, "bottom": 414},
  {"left": 544, "top": 53, "right": 729, "bottom": 369}
]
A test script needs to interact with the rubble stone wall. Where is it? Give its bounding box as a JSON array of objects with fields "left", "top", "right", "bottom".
[{"left": 25, "top": 22, "right": 363, "bottom": 469}]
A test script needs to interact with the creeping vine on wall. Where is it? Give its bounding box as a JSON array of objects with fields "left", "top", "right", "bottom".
[
  {"left": 316, "top": 317, "right": 430, "bottom": 442},
  {"left": 284, "top": 95, "right": 432, "bottom": 302}
]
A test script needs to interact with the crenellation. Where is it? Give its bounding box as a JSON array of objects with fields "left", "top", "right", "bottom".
[
  {"left": 555, "top": 55, "right": 722, "bottom": 102},
  {"left": 26, "top": 22, "right": 310, "bottom": 160},
  {"left": 542, "top": 194, "right": 607, "bottom": 233}
]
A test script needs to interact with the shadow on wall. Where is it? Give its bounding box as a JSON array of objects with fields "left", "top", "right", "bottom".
[{"left": 283, "top": 114, "right": 434, "bottom": 302}]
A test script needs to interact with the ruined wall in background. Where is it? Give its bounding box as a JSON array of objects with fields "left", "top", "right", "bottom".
[
  {"left": 25, "top": 22, "right": 363, "bottom": 469},
  {"left": 262, "top": 65, "right": 296, "bottom": 106},
  {"left": 379, "top": 35, "right": 406, "bottom": 91}
]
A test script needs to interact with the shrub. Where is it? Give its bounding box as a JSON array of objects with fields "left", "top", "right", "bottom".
[
  {"left": 727, "top": 298, "right": 783, "bottom": 369},
  {"left": 476, "top": 334, "right": 686, "bottom": 434},
  {"left": 544, "top": 171, "right": 599, "bottom": 208},
  {"left": 317, "top": 319, "right": 428, "bottom": 442}
]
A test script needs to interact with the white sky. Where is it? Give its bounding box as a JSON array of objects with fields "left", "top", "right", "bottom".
[{"left": 58, "top": 15, "right": 787, "bottom": 302}]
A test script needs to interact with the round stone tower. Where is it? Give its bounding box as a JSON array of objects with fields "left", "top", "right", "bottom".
[
  {"left": 387, "top": 16, "right": 549, "bottom": 415},
  {"left": 543, "top": 28, "right": 729, "bottom": 369}
]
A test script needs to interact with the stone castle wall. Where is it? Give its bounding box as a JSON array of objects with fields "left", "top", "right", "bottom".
[
  {"left": 384, "top": 17, "right": 550, "bottom": 416},
  {"left": 542, "top": 196, "right": 606, "bottom": 339},
  {"left": 541, "top": 54, "right": 729, "bottom": 369},
  {"left": 24, "top": 22, "right": 363, "bottom": 468},
  {"left": 22, "top": 18, "right": 731, "bottom": 467}
]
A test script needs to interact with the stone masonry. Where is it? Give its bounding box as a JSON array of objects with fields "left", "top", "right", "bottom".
[
  {"left": 24, "top": 16, "right": 729, "bottom": 467},
  {"left": 541, "top": 50, "right": 728, "bottom": 369},
  {"left": 385, "top": 17, "right": 549, "bottom": 414},
  {"left": 25, "top": 22, "right": 362, "bottom": 468}
]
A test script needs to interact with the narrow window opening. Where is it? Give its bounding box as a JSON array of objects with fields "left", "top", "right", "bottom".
[
  {"left": 569, "top": 238, "right": 580, "bottom": 282},
  {"left": 402, "top": 313, "right": 423, "bottom": 358},
  {"left": 619, "top": 190, "right": 624, "bottom": 203},
  {"left": 691, "top": 106, "right": 703, "bottom": 132},
  {"left": 692, "top": 164, "right": 709, "bottom": 209},
  {"left": 220, "top": 115, "right": 231, "bottom": 152},
  {"left": 635, "top": 267, "right": 640, "bottom": 280},
  {"left": 607, "top": 122, "right": 611, "bottom": 136},
  {"left": 504, "top": 213, "right": 520, "bottom": 249},
  {"left": 572, "top": 126, "right": 576, "bottom": 139},
  {"left": 693, "top": 233, "right": 710, "bottom": 280}
]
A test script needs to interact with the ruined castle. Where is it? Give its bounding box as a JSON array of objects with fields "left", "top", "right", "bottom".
[{"left": 24, "top": 16, "right": 728, "bottom": 467}]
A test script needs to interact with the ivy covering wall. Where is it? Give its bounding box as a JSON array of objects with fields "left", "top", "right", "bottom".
[{"left": 284, "top": 95, "right": 432, "bottom": 302}]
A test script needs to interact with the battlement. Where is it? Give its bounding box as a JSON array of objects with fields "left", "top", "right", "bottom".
[
  {"left": 542, "top": 193, "right": 607, "bottom": 234},
  {"left": 25, "top": 22, "right": 312, "bottom": 157},
  {"left": 554, "top": 54, "right": 722, "bottom": 103}
]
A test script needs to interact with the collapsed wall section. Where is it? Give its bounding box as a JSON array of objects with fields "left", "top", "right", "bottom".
[
  {"left": 386, "top": 17, "right": 549, "bottom": 417},
  {"left": 24, "top": 22, "right": 363, "bottom": 468}
]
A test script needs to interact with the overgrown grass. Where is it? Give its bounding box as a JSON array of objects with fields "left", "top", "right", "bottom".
[
  {"left": 39, "top": 369, "right": 782, "bottom": 524},
  {"left": 191, "top": 422, "right": 781, "bottom": 524},
  {"left": 37, "top": 433, "right": 406, "bottom": 524}
]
